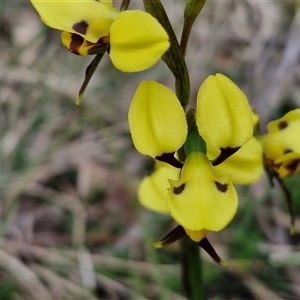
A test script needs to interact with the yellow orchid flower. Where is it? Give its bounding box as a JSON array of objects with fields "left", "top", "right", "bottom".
[
  {"left": 139, "top": 138, "right": 263, "bottom": 217},
  {"left": 259, "top": 109, "right": 300, "bottom": 232},
  {"left": 130, "top": 75, "right": 263, "bottom": 247},
  {"left": 260, "top": 109, "right": 300, "bottom": 178},
  {"left": 30, "top": 0, "right": 170, "bottom": 72}
]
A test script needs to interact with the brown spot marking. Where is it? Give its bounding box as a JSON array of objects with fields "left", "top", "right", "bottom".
[
  {"left": 68, "top": 33, "right": 85, "bottom": 55},
  {"left": 215, "top": 182, "right": 228, "bottom": 193},
  {"left": 72, "top": 20, "right": 89, "bottom": 35},
  {"left": 156, "top": 153, "right": 183, "bottom": 169},
  {"left": 284, "top": 149, "right": 293, "bottom": 154},
  {"left": 173, "top": 183, "right": 185, "bottom": 195},
  {"left": 278, "top": 121, "right": 288, "bottom": 130},
  {"left": 285, "top": 159, "right": 300, "bottom": 175}
]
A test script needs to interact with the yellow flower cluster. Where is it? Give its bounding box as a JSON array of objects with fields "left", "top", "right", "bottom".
[
  {"left": 129, "top": 74, "right": 263, "bottom": 243},
  {"left": 30, "top": 0, "right": 300, "bottom": 263},
  {"left": 260, "top": 109, "right": 300, "bottom": 178}
]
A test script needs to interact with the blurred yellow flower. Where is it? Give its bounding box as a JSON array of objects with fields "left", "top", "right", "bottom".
[
  {"left": 260, "top": 109, "right": 300, "bottom": 178},
  {"left": 30, "top": 0, "right": 170, "bottom": 72}
]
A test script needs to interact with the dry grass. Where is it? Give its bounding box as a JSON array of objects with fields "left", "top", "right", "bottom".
[{"left": 1, "top": 1, "right": 300, "bottom": 299}]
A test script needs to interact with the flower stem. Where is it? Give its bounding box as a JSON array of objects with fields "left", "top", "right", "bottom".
[
  {"left": 180, "top": 0, "right": 207, "bottom": 57},
  {"left": 180, "top": 236, "right": 204, "bottom": 300},
  {"left": 143, "top": 0, "right": 190, "bottom": 108}
]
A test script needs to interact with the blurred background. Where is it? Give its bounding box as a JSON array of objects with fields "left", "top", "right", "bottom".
[{"left": 1, "top": 1, "right": 300, "bottom": 299}]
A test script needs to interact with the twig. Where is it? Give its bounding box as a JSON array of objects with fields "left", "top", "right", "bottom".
[
  {"left": 31, "top": 264, "right": 98, "bottom": 299},
  {"left": 0, "top": 249, "right": 53, "bottom": 300}
]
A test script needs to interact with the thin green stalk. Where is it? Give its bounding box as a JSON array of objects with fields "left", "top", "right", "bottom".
[
  {"left": 180, "top": 236, "right": 204, "bottom": 300},
  {"left": 180, "top": 0, "right": 207, "bottom": 57},
  {"left": 120, "top": 0, "right": 130, "bottom": 11},
  {"left": 143, "top": 0, "right": 190, "bottom": 108}
]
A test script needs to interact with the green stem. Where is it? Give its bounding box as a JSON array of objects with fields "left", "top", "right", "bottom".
[
  {"left": 180, "top": 236, "right": 204, "bottom": 300},
  {"left": 120, "top": 0, "right": 130, "bottom": 11},
  {"left": 180, "top": 19, "right": 194, "bottom": 58},
  {"left": 180, "top": 0, "right": 207, "bottom": 57},
  {"left": 274, "top": 175, "right": 295, "bottom": 234},
  {"left": 143, "top": 0, "right": 190, "bottom": 108}
]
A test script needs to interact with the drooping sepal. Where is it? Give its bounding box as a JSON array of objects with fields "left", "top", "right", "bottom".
[
  {"left": 76, "top": 52, "right": 108, "bottom": 105},
  {"left": 153, "top": 225, "right": 186, "bottom": 248},
  {"left": 198, "top": 237, "right": 228, "bottom": 266}
]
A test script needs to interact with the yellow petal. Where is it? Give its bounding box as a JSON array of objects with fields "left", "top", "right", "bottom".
[
  {"left": 252, "top": 110, "right": 259, "bottom": 127},
  {"left": 196, "top": 74, "right": 253, "bottom": 149},
  {"left": 100, "top": 0, "right": 112, "bottom": 5},
  {"left": 184, "top": 228, "right": 208, "bottom": 242},
  {"left": 208, "top": 137, "right": 263, "bottom": 184},
  {"left": 109, "top": 11, "right": 170, "bottom": 72},
  {"left": 138, "top": 161, "right": 180, "bottom": 213},
  {"left": 128, "top": 81, "right": 187, "bottom": 157},
  {"left": 267, "top": 109, "right": 300, "bottom": 133},
  {"left": 31, "top": 0, "right": 119, "bottom": 43},
  {"left": 167, "top": 152, "right": 238, "bottom": 231}
]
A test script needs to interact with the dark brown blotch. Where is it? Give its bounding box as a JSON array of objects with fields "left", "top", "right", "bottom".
[
  {"left": 67, "top": 33, "right": 85, "bottom": 55},
  {"left": 278, "top": 121, "right": 288, "bottom": 130},
  {"left": 284, "top": 149, "right": 293, "bottom": 154},
  {"left": 173, "top": 183, "right": 185, "bottom": 195},
  {"left": 285, "top": 159, "right": 300, "bottom": 175},
  {"left": 215, "top": 182, "right": 228, "bottom": 193},
  {"left": 72, "top": 20, "right": 89, "bottom": 35},
  {"left": 212, "top": 147, "right": 240, "bottom": 166}
]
